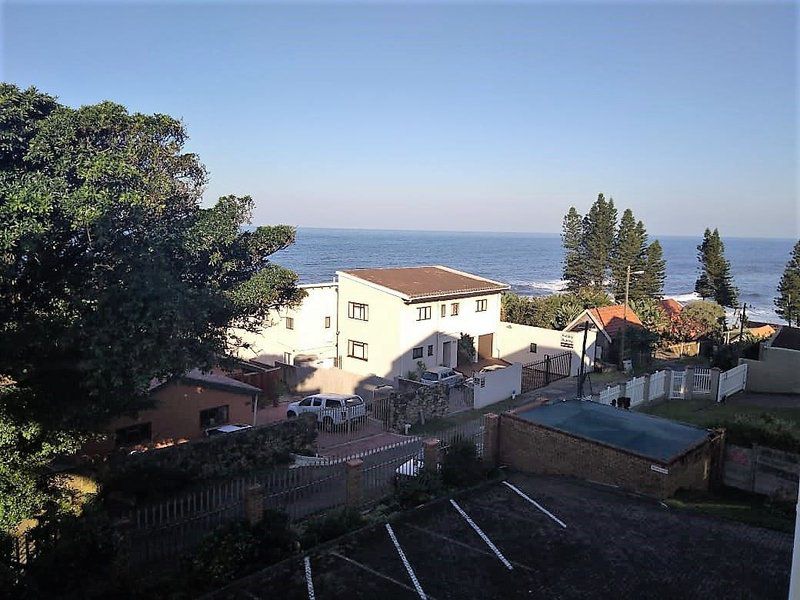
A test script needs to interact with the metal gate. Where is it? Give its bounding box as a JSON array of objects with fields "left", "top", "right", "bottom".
[{"left": 521, "top": 351, "right": 572, "bottom": 393}]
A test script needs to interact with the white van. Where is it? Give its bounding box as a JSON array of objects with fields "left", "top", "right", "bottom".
[
  {"left": 419, "top": 366, "right": 464, "bottom": 387},
  {"left": 286, "top": 393, "right": 367, "bottom": 429}
]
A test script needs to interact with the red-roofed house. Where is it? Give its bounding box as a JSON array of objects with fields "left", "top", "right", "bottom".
[
  {"left": 564, "top": 304, "right": 644, "bottom": 365},
  {"left": 659, "top": 298, "right": 684, "bottom": 318}
]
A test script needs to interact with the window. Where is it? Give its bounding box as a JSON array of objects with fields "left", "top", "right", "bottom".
[
  {"left": 427, "top": 344, "right": 434, "bottom": 356},
  {"left": 417, "top": 306, "right": 432, "bottom": 321},
  {"left": 200, "top": 405, "right": 229, "bottom": 429},
  {"left": 326, "top": 399, "right": 342, "bottom": 409},
  {"left": 441, "top": 304, "right": 447, "bottom": 318},
  {"left": 115, "top": 422, "right": 151, "bottom": 447},
  {"left": 412, "top": 347, "right": 424, "bottom": 359},
  {"left": 285, "top": 317, "right": 294, "bottom": 330},
  {"left": 299, "top": 397, "right": 313, "bottom": 407},
  {"left": 476, "top": 299, "right": 487, "bottom": 312},
  {"left": 348, "top": 302, "right": 368, "bottom": 321},
  {"left": 451, "top": 303, "right": 459, "bottom": 316},
  {"left": 348, "top": 339, "right": 368, "bottom": 361},
  {"left": 529, "top": 343, "right": 538, "bottom": 353},
  {"left": 324, "top": 316, "right": 331, "bottom": 329}
]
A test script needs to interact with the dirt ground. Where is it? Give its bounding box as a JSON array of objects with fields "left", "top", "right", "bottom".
[{"left": 211, "top": 473, "right": 792, "bottom": 599}]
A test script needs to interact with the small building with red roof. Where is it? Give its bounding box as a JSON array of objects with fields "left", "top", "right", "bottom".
[{"left": 564, "top": 304, "right": 644, "bottom": 366}]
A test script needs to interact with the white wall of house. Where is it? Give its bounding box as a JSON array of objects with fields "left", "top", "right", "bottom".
[
  {"left": 337, "top": 272, "right": 503, "bottom": 379},
  {"left": 495, "top": 322, "right": 597, "bottom": 376},
  {"left": 473, "top": 363, "right": 522, "bottom": 409},
  {"left": 233, "top": 283, "right": 338, "bottom": 366}
]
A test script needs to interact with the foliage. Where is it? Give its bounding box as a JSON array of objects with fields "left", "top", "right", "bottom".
[
  {"left": 299, "top": 507, "right": 365, "bottom": 549},
  {"left": 639, "top": 240, "right": 666, "bottom": 299},
  {"left": 0, "top": 84, "right": 303, "bottom": 527},
  {"left": 457, "top": 333, "right": 475, "bottom": 365},
  {"left": 619, "top": 327, "right": 659, "bottom": 369},
  {"left": 711, "top": 335, "right": 759, "bottom": 371},
  {"left": 629, "top": 297, "right": 669, "bottom": 336},
  {"left": 561, "top": 206, "right": 587, "bottom": 291},
  {"left": 775, "top": 239, "right": 800, "bottom": 326},
  {"left": 394, "top": 469, "right": 444, "bottom": 509},
  {"left": 101, "top": 415, "right": 317, "bottom": 500},
  {"left": 441, "top": 438, "right": 485, "bottom": 488},
  {"left": 695, "top": 228, "right": 739, "bottom": 308},
  {"left": 187, "top": 510, "right": 295, "bottom": 592},
  {"left": 610, "top": 209, "right": 647, "bottom": 300},
  {"left": 501, "top": 290, "right": 611, "bottom": 330},
  {"left": 716, "top": 413, "right": 800, "bottom": 455},
  {"left": 580, "top": 193, "right": 618, "bottom": 289},
  {"left": 682, "top": 300, "right": 726, "bottom": 336}
]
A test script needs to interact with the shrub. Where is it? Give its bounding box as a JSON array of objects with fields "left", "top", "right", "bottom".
[
  {"left": 394, "top": 469, "right": 443, "bottom": 509},
  {"left": 441, "top": 439, "right": 485, "bottom": 488},
  {"left": 717, "top": 413, "right": 800, "bottom": 454},
  {"left": 299, "top": 507, "right": 365, "bottom": 549},
  {"left": 187, "top": 509, "right": 296, "bottom": 592}
]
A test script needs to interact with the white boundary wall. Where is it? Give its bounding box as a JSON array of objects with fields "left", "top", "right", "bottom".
[
  {"left": 496, "top": 322, "right": 597, "bottom": 376},
  {"left": 473, "top": 363, "right": 523, "bottom": 409}
]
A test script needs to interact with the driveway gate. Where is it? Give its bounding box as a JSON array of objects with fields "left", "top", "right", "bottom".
[{"left": 521, "top": 351, "right": 572, "bottom": 393}]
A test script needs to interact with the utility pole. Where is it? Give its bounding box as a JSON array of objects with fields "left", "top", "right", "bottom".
[
  {"left": 739, "top": 303, "right": 747, "bottom": 341},
  {"left": 577, "top": 320, "right": 589, "bottom": 399},
  {"left": 618, "top": 266, "right": 644, "bottom": 371}
]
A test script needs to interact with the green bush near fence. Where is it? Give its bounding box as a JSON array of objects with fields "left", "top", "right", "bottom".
[
  {"left": 299, "top": 507, "right": 366, "bottom": 549},
  {"left": 716, "top": 413, "right": 800, "bottom": 454},
  {"left": 100, "top": 415, "right": 317, "bottom": 501},
  {"left": 441, "top": 438, "right": 485, "bottom": 488}
]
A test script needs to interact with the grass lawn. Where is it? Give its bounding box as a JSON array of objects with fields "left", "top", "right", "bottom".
[
  {"left": 640, "top": 399, "right": 800, "bottom": 429},
  {"left": 667, "top": 487, "right": 796, "bottom": 533}
]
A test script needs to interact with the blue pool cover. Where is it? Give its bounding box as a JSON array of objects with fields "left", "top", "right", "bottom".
[{"left": 515, "top": 400, "right": 711, "bottom": 463}]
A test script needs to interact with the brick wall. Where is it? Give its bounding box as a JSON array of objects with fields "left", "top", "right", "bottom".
[{"left": 496, "top": 412, "right": 720, "bottom": 498}]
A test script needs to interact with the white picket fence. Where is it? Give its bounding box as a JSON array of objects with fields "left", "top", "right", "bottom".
[
  {"left": 649, "top": 370, "right": 667, "bottom": 400},
  {"left": 717, "top": 364, "right": 748, "bottom": 402},
  {"left": 670, "top": 371, "right": 686, "bottom": 399},
  {"left": 626, "top": 376, "right": 646, "bottom": 406},
  {"left": 693, "top": 367, "right": 711, "bottom": 394}
]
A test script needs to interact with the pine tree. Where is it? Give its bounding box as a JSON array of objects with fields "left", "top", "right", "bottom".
[
  {"left": 638, "top": 240, "right": 666, "bottom": 299},
  {"left": 775, "top": 240, "right": 800, "bottom": 326},
  {"left": 581, "top": 194, "right": 617, "bottom": 289},
  {"left": 561, "top": 207, "right": 587, "bottom": 292},
  {"left": 610, "top": 209, "right": 647, "bottom": 300},
  {"left": 695, "top": 228, "right": 739, "bottom": 308}
]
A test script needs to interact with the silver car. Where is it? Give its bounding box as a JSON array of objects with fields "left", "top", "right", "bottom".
[{"left": 286, "top": 393, "right": 367, "bottom": 429}]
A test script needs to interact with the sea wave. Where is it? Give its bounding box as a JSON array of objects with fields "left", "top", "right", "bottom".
[
  {"left": 509, "top": 279, "right": 567, "bottom": 293},
  {"left": 664, "top": 292, "right": 701, "bottom": 304}
]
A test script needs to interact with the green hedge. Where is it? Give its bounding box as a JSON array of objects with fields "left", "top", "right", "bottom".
[{"left": 714, "top": 413, "right": 800, "bottom": 454}]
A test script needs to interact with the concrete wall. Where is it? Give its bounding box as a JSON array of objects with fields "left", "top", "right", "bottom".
[
  {"left": 723, "top": 444, "right": 800, "bottom": 501},
  {"left": 233, "top": 283, "right": 338, "bottom": 366},
  {"left": 494, "top": 412, "right": 719, "bottom": 498},
  {"left": 474, "top": 363, "right": 522, "bottom": 409},
  {"left": 495, "top": 322, "right": 597, "bottom": 376},
  {"left": 337, "top": 271, "right": 502, "bottom": 379},
  {"left": 741, "top": 345, "right": 800, "bottom": 394},
  {"left": 282, "top": 363, "right": 392, "bottom": 400}
]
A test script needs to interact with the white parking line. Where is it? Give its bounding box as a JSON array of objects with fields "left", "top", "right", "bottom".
[
  {"left": 502, "top": 481, "right": 567, "bottom": 529},
  {"left": 304, "top": 556, "right": 316, "bottom": 600},
  {"left": 386, "top": 523, "right": 427, "bottom": 599},
  {"left": 449, "top": 499, "right": 513, "bottom": 570}
]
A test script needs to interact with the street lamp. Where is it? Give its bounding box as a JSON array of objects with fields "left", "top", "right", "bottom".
[{"left": 619, "top": 265, "right": 645, "bottom": 370}]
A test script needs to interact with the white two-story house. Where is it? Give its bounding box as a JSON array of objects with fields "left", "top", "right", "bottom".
[
  {"left": 336, "top": 266, "right": 508, "bottom": 379},
  {"left": 236, "top": 266, "right": 509, "bottom": 380}
]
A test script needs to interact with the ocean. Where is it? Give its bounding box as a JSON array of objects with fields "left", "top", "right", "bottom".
[{"left": 270, "top": 228, "right": 796, "bottom": 325}]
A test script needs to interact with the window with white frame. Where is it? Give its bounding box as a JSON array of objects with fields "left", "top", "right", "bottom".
[
  {"left": 451, "top": 302, "right": 460, "bottom": 316},
  {"left": 285, "top": 316, "right": 294, "bottom": 330},
  {"left": 417, "top": 306, "right": 432, "bottom": 321},
  {"left": 475, "top": 299, "right": 487, "bottom": 312}
]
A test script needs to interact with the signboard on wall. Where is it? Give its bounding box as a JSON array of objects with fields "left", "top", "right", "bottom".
[{"left": 560, "top": 334, "right": 574, "bottom": 349}]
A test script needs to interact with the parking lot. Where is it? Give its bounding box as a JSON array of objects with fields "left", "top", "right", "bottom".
[{"left": 212, "top": 473, "right": 793, "bottom": 599}]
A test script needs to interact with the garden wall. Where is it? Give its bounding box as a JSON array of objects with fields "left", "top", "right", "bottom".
[{"left": 723, "top": 444, "right": 800, "bottom": 501}]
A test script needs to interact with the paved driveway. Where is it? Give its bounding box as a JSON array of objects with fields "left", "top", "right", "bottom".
[{"left": 212, "top": 473, "right": 792, "bottom": 599}]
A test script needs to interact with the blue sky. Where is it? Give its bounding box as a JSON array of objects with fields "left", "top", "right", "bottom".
[{"left": 2, "top": 1, "right": 797, "bottom": 238}]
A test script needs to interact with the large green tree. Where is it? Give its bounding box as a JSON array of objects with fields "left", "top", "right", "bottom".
[
  {"left": 0, "top": 84, "right": 303, "bottom": 529},
  {"left": 775, "top": 240, "right": 800, "bottom": 326},
  {"left": 610, "top": 209, "right": 647, "bottom": 300},
  {"left": 638, "top": 240, "right": 666, "bottom": 299},
  {"left": 561, "top": 206, "right": 586, "bottom": 292},
  {"left": 695, "top": 228, "right": 739, "bottom": 308},
  {"left": 580, "top": 194, "right": 617, "bottom": 289}
]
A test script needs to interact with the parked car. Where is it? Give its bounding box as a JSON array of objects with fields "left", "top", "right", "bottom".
[
  {"left": 286, "top": 393, "right": 367, "bottom": 430},
  {"left": 204, "top": 423, "right": 252, "bottom": 437},
  {"left": 418, "top": 366, "right": 464, "bottom": 387}
]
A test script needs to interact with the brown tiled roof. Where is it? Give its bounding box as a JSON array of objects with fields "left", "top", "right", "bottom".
[
  {"left": 772, "top": 326, "right": 800, "bottom": 351},
  {"left": 149, "top": 368, "right": 261, "bottom": 395},
  {"left": 339, "top": 266, "right": 509, "bottom": 301},
  {"left": 659, "top": 298, "right": 683, "bottom": 317},
  {"left": 590, "top": 304, "right": 643, "bottom": 338}
]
